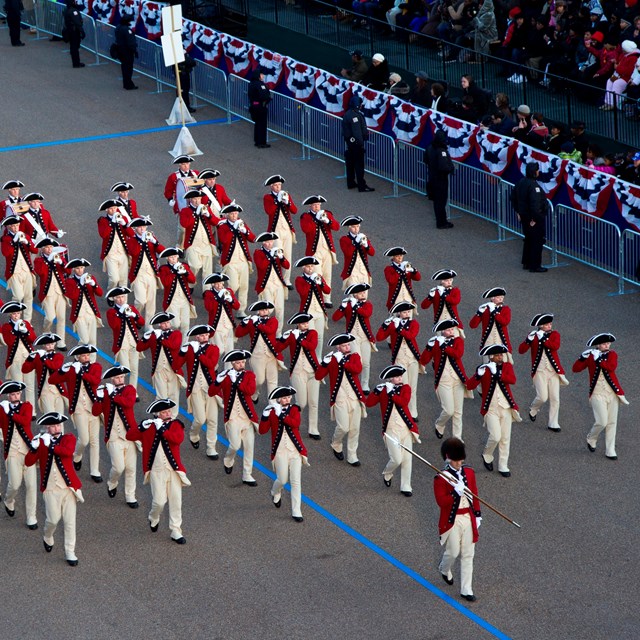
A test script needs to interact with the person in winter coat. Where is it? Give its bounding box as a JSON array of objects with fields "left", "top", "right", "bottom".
[
  {"left": 63, "top": 0, "right": 86, "bottom": 68},
  {"left": 424, "top": 130, "right": 456, "bottom": 230}
]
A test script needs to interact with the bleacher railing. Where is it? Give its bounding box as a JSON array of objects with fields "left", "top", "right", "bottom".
[{"left": 27, "top": 0, "right": 640, "bottom": 295}]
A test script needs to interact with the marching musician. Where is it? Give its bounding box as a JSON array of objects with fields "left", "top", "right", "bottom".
[
  {"left": 339, "top": 215, "right": 375, "bottom": 290},
  {"left": 164, "top": 155, "right": 198, "bottom": 215},
  {"left": 97, "top": 198, "right": 133, "bottom": 290},
  {"left": 158, "top": 247, "right": 197, "bottom": 338},
  {"left": 19, "top": 192, "right": 65, "bottom": 241},
  {"left": 64, "top": 258, "right": 103, "bottom": 349},
  {"left": 254, "top": 231, "right": 289, "bottom": 334},
  {"left": 199, "top": 168, "right": 232, "bottom": 219},
  {"left": 203, "top": 272, "right": 239, "bottom": 358},
  {"left": 383, "top": 246, "right": 421, "bottom": 313},
  {"left": 22, "top": 333, "right": 66, "bottom": 414},
  {"left": 294, "top": 256, "right": 330, "bottom": 358},
  {"left": 469, "top": 287, "right": 513, "bottom": 363},
  {"left": 421, "top": 269, "right": 464, "bottom": 338},
  {"left": 1, "top": 179, "right": 25, "bottom": 217},
  {"left": 110, "top": 181, "right": 138, "bottom": 219}
]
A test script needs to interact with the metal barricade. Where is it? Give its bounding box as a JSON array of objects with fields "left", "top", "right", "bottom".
[
  {"left": 192, "top": 60, "right": 229, "bottom": 113},
  {"left": 80, "top": 14, "right": 100, "bottom": 64},
  {"left": 303, "top": 105, "right": 344, "bottom": 162},
  {"left": 621, "top": 228, "right": 640, "bottom": 292},
  {"left": 365, "top": 130, "right": 396, "bottom": 187},
  {"left": 227, "top": 73, "right": 250, "bottom": 121},
  {"left": 34, "top": 0, "right": 64, "bottom": 37},
  {"left": 395, "top": 141, "right": 425, "bottom": 196},
  {"left": 267, "top": 90, "right": 304, "bottom": 148},
  {"left": 94, "top": 18, "right": 115, "bottom": 58}
]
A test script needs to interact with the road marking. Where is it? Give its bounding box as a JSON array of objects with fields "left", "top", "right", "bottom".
[{"left": 0, "top": 117, "right": 238, "bottom": 153}]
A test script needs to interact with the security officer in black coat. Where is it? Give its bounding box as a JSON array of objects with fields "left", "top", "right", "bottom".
[
  {"left": 4, "top": 0, "right": 24, "bottom": 47},
  {"left": 115, "top": 15, "right": 138, "bottom": 90},
  {"left": 424, "top": 129, "right": 455, "bottom": 229},
  {"left": 63, "top": 0, "right": 86, "bottom": 68},
  {"left": 248, "top": 67, "right": 271, "bottom": 148},
  {"left": 341, "top": 95, "right": 374, "bottom": 192},
  {"left": 510, "top": 162, "right": 549, "bottom": 273}
]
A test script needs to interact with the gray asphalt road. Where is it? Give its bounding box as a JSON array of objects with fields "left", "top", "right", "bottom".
[{"left": 0, "top": 32, "right": 639, "bottom": 640}]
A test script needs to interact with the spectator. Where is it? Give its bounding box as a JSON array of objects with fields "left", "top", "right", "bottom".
[
  {"left": 385, "top": 72, "right": 411, "bottom": 96},
  {"left": 602, "top": 40, "right": 640, "bottom": 110},
  {"left": 620, "top": 151, "right": 640, "bottom": 183},
  {"left": 360, "top": 53, "right": 389, "bottom": 91},
  {"left": 511, "top": 104, "right": 532, "bottom": 136},
  {"left": 546, "top": 123, "right": 568, "bottom": 155},
  {"left": 585, "top": 144, "right": 605, "bottom": 166},
  {"left": 498, "top": 8, "right": 528, "bottom": 83},
  {"left": 570, "top": 121, "right": 590, "bottom": 158},
  {"left": 514, "top": 112, "right": 549, "bottom": 149},
  {"left": 493, "top": 92, "right": 513, "bottom": 120},
  {"left": 460, "top": 74, "right": 490, "bottom": 115},
  {"left": 558, "top": 141, "right": 583, "bottom": 163},
  {"left": 468, "top": 0, "right": 498, "bottom": 56},
  {"left": 386, "top": 0, "right": 404, "bottom": 31},
  {"left": 591, "top": 153, "right": 617, "bottom": 174},
  {"left": 430, "top": 82, "right": 450, "bottom": 113},
  {"left": 490, "top": 110, "right": 516, "bottom": 135},
  {"left": 409, "top": 70, "right": 431, "bottom": 107},
  {"left": 341, "top": 50, "right": 369, "bottom": 82}
]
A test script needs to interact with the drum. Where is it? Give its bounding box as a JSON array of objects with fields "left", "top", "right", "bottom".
[{"left": 175, "top": 177, "right": 205, "bottom": 212}]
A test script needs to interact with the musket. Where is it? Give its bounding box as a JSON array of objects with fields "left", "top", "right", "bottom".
[{"left": 384, "top": 433, "right": 521, "bottom": 528}]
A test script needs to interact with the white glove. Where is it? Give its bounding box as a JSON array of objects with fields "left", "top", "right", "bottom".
[
  {"left": 313, "top": 273, "right": 322, "bottom": 284},
  {"left": 176, "top": 264, "right": 187, "bottom": 274},
  {"left": 334, "top": 351, "right": 344, "bottom": 363},
  {"left": 276, "top": 190, "right": 285, "bottom": 202},
  {"left": 322, "top": 353, "right": 333, "bottom": 364},
  {"left": 35, "top": 349, "right": 46, "bottom": 358},
  {"left": 189, "top": 341, "right": 200, "bottom": 352},
  {"left": 105, "top": 383, "right": 115, "bottom": 396},
  {"left": 169, "top": 198, "right": 176, "bottom": 208},
  {"left": 302, "top": 455, "right": 310, "bottom": 467},
  {"left": 241, "top": 316, "right": 251, "bottom": 325},
  {"left": 454, "top": 479, "right": 466, "bottom": 496},
  {"left": 30, "top": 437, "right": 41, "bottom": 449},
  {"left": 348, "top": 296, "right": 357, "bottom": 307},
  {"left": 291, "top": 329, "right": 300, "bottom": 339},
  {"left": 476, "top": 517, "right": 482, "bottom": 529},
  {"left": 126, "top": 308, "right": 136, "bottom": 318},
  {"left": 375, "top": 383, "right": 385, "bottom": 392},
  {"left": 228, "top": 369, "right": 239, "bottom": 382},
  {"left": 85, "top": 276, "right": 95, "bottom": 286},
  {"left": 355, "top": 232, "right": 365, "bottom": 244},
  {"left": 140, "top": 419, "right": 153, "bottom": 431},
  {"left": 18, "top": 321, "right": 28, "bottom": 333},
  {"left": 56, "top": 230, "right": 66, "bottom": 238},
  {"left": 392, "top": 317, "right": 402, "bottom": 327},
  {"left": 384, "top": 382, "right": 395, "bottom": 393},
  {"left": 40, "top": 433, "right": 52, "bottom": 447},
  {"left": 315, "top": 210, "right": 325, "bottom": 221},
  {"left": 581, "top": 349, "right": 592, "bottom": 358},
  {"left": 143, "top": 330, "right": 153, "bottom": 340},
  {"left": 96, "top": 387, "right": 105, "bottom": 399},
  {"left": 591, "top": 349, "right": 602, "bottom": 360},
  {"left": 527, "top": 331, "right": 537, "bottom": 341},
  {"left": 237, "top": 222, "right": 247, "bottom": 234},
  {"left": 153, "top": 418, "right": 164, "bottom": 429},
  {"left": 536, "top": 330, "right": 545, "bottom": 339},
  {"left": 251, "top": 315, "right": 259, "bottom": 324},
  {"left": 153, "top": 329, "right": 161, "bottom": 338},
  {"left": 486, "top": 362, "right": 497, "bottom": 375},
  {"left": 146, "top": 232, "right": 157, "bottom": 244},
  {"left": 477, "top": 364, "right": 488, "bottom": 376},
  {"left": 72, "top": 362, "right": 82, "bottom": 373},
  {"left": 281, "top": 330, "right": 292, "bottom": 339},
  {"left": 436, "top": 285, "right": 445, "bottom": 295},
  {"left": 383, "top": 318, "right": 392, "bottom": 326},
  {"left": 427, "top": 337, "right": 437, "bottom": 347},
  {"left": 435, "top": 336, "right": 446, "bottom": 346},
  {"left": 428, "top": 287, "right": 437, "bottom": 297},
  {"left": 223, "top": 291, "right": 232, "bottom": 302},
  {"left": 0, "top": 401, "right": 10, "bottom": 413},
  {"left": 62, "top": 362, "right": 72, "bottom": 372},
  {"left": 215, "top": 371, "right": 227, "bottom": 383},
  {"left": 272, "top": 403, "right": 283, "bottom": 416}
]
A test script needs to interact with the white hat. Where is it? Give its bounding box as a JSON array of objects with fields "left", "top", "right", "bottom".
[
  {"left": 372, "top": 53, "right": 385, "bottom": 63},
  {"left": 622, "top": 40, "right": 638, "bottom": 53}
]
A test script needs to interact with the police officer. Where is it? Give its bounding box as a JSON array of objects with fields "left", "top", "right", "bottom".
[
  {"left": 248, "top": 67, "right": 271, "bottom": 148},
  {"left": 115, "top": 15, "right": 138, "bottom": 90},
  {"left": 425, "top": 130, "right": 455, "bottom": 229},
  {"left": 341, "top": 96, "right": 374, "bottom": 192},
  {"left": 63, "top": 0, "right": 86, "bottom": 68}
]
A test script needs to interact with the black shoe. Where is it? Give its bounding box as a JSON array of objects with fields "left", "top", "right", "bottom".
[
  {"left": 401, "top": 491, "right": 413, "bottom": 497},
  {"left": 57, "top": 345, "right": 68, "bottom": 351},
  {"left": 273, "top": 496, "right": 282, "bottom": 508},
  {"left": 292, "top": 516, "right": 304, "bottom": 522},
  {"left": 206, "top": 453, "right": 219, "bottom": 460},
  {"left": 43, "top": 540, "right": 53, "bottom": 552},
  {"left": 67, "top": 559, "right": 79, "bottom": 566},
  {"left": 108, "top": 487, "right": 117, "bottom": 498},
  {"left": 441, "top": 573, "right": 454, "bottom": 586},
  {"left": 308, "top": 433, "right": 321, "bottom": 440},
  {"left": 547, "top": 426, "right": 561, "bottom": 433},
  {"left": 529, "top": 267, "right": 548, "bottom": 273},
  {"left": 13, "top": 42, "right": 26, "bottom": 46},
  {"left": 190, "top": 440, "right": 200, "bottom": 449},
  {"left": 286, "top": 283, "right": 294, "bottom": 290},
  {"left": 482, "top": 458, "right": 493, "bottom": 472},
  {"left": 324, "top": 302, "right": 333, "bottom": 309},
  {"left": 149, "top": 521, "right": 159, "bottom": 532},
  {"left": 347, "top": 184, "right": 357, "bottom": 190},
  {"left": 587, "top": 442, "right": 596, "bottom": 453},
  {"left": 522, "top": 264, "right": 530, "bottom": 270},
  {"left": 256, "top": 144, "right": 271, "bottom": 149},
  {"left": 412, "top": 416, "right": 419, "bottom": 423},
  {"left": 27, "top": 523, "right": 38, "bottom": 530},
  {"left": 73, "top": 63, "right": 86, "bottom": 68},
  {"left": 384, "top": 477, "right": 392, "bottom": 487},
  {"left": 436, "top": 222, "right": 454, "bottom": 229},
  {"left": 461, "top": 594, "right": 477, "bottom": 602},
  {"left": 434, "top": 428, "right": 443, "bottom": 439},
  {"left": 91, "top": 475, "right": 103, "bottom": 483},
  {"left": 242, "top": 480, "right": 258, "bottom": 487},
  {"left": 529, "top": 412, "right": 536, "bottom": 422},
  {"left": 358, "top": 186, "right": 375, "bottom": 192},
  {"left": 127, "top": 501, "right": 139, "bottom": 509},
  {"left": 187, "top": 107, "right": 197, "bottom": 114},
  {"left": 333, "top": 449, "right": 344, "bottom": 461},
  {"left": 224, "top": 464, "right": 233, "bottom": 474},
  {"left": 5, "top": 504, "right": 15, "bottom": 517},
  {"left": 606, "top": 455, "right": 618, "bottom": 460},
  {"left": 124, "top": 85, "right": 139, "bottom": 90},
  {"left": 172, "top": 536, "right": 187, "bottom": 545},
  {"left": 348, "top": 460, "right": 361, "bottom": 467},
  {"left": 500, "top": 471, "right": 511, "bottom": 478},
  {"left": 73, "top": 460, "right": 82, "bottom": 471}
]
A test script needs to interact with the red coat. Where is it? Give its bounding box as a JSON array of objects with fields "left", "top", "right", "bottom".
[
  {"left": 434, "top": 465, "right": 481, "bottom": 541},
  {"left": 572, "top": 350, "right": 625, "bottom": 397},
  {"left": 208, "top": 369, "right": 258, "bottom": 423},
  {"left": 0, "top": 401, "right": 34, "bottom": 459},
  {"left": 299, "top": 210, "right": 339, "bottom": 255},
  {"left": 235, "top": 316, "right": 283, "bottom": 361},
  {"left": 164, "top": 169, "right": 199, "bottom": 213},
  {"left": 136, "top": 329, "right": 184, "bottom": 376},
  {"left": 469, "top": 304, "right": 512, "bottom": 351},
  {"left": 97, "top": 215, "right": 133, "bottom": 260},
  {"left": 518, "top": 330, "right": 565, "bottom": 377},
  {"left": 201, "top": 183, "right": 232, "bottom": 209},
  {"left": 295, "top": 273, "right": 330, "bottom": 316},
  {"left": 365, "top": 383, "right": 418, "bottom": 433},
  {"left": 376, "top": 318, "right": 421, "bottom": 363},
  {"left": 421, "top": 285, "right": 463, "bottom": 327},
  {"left": 1, "top": 231, "right": 37, "bottom": 279},
  {"left": 26, "top": 433, "right": 82, "bottom": 491},
  {"left": 158, "top": 263, "right": 196, "bottom": 308},
  {"left": 263, "top": 192, "right": 298, "bottom": 234},
  {"left": 339, "top": 232, "right": 375, "bottom": 280},
  {"left": 277, "top": 329, "right": 319, "bottom": 375},
  {"left": 20, "top": 206, "right": 60, "bottom": 239},
  {"left": 217, "top": 220, "right": 256, "bottom": 266},
  {"left": 34, "top": 254, "right": 68, "bottom": 302},
  {"left": 179, "top": 205, "right": 219, "bottom": 249},
  {"left": 259, "top": 404, "right": 307, "bottom": 459},
  {"left": 126, "top": 233, "right": 165, "bottom": 281},
  {"left": 203, "top": 288, "right": 240, "bottom": 330},
  {"left": 106, "top": 305, "right": 144, "bottom": 353},
  {"left": 420, "top": 336, "right": 468, "bottom": 387},
  {"left": 175, "top": 342, "right": 220, "bottom": 396},
  {"left": 1, "top": 320, "right": 36, "bottom": 368},
  {"left": 65, "top": 274, "right": 103, "bottom": 323},
  {"left": 332, "top": 300, "right": 376, "bottom": 343},
  {"left": 126, "top": 418, "right": 187, "bottom": 474},
  {"left": 253, "top": 247, "right": 289, "bottom": 293},
  {"left": 115, "top": 196, "right": 138, "bottom": 219},
  {"left": 91, "top": 384, "right": 137, "bottom": 442},
  {"left": 466, "top": 362, "right": 518, "bottom": 414},
  {"left": 384, "top": 262, "right": 421, "bottom": 309},
  {"left": 49, "top": 361, "right": 103, "bottom": 414},
  {"left": 22, "top": 350, "right": 65, "bottom": 396},
  {"left": 315, "top": 352, "right": 364, "bottom": 405}
]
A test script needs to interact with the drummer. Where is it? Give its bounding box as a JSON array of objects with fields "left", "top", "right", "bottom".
[{"left": 164, "top": 155, "right": 199, "bottom": 215}]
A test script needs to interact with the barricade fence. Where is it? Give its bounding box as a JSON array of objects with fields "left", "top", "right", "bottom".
[{"left": 20, "top": 0, "right": 640, "bottom": 293}]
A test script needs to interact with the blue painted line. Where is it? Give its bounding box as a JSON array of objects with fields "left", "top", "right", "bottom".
[
  {"left": 0, "top": 117, "right": 239, "bottom": 153},
  {"left": 2, "top": 283, "right": 512, "bottom": 639}
]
